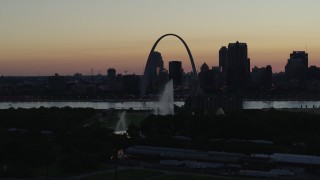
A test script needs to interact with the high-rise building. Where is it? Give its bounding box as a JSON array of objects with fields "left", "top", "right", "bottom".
[
  {"left": 251, "top": 66, "right": 261, "bottom": 85},
  {"left": 169, "top": 61, "right": 183, "bottom": 85},
  {"left": 147, "top": 51, "right": 164, "bottom": 80},
  {"left": 219, "top": 46, "right": 228, "bottom": 73},
  {"left": 226, "top": 41, "right": 250, "bottom": 88},
  {"left": 308, "top": 66, "right": 320, "bottom": 80},
  {"left": 158, "top": 69, "right": 169, "bottom": 87},
  {"left": 285, "top": 51, "right": 308, "bottom": 81},
  {"left": 107, "top": 68, "right": 117, "bottom": 91},
  {"left": 198, "top": 63, "right": 216, "bottom": 93},
  {"left": 264, "top": 65, "right": 272, "bottom": 87},
  {"left": 144, "top": 51, "right": 165, "bottom": 91},
  {"left": 200, "top": 62, "right": 209, "bottom": 72},
  {"left": 107, "top": 68, "right": 116, "bottom": 79},
  {"left": 251, "top": 65, "right": 272, "bottom": 88}
]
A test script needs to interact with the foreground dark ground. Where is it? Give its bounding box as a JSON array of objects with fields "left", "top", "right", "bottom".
[{"left": 0, "top": 107, "right": 320, "bottom": 178}]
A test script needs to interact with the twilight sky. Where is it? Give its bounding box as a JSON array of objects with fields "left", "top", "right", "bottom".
[{"left": 1, "top": 0, "right": 320, "bottom": 76}]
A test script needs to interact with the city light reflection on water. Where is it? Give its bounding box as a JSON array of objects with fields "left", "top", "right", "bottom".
[
  {"left": 1, "top": 100, "right": 320, "bottom": 109},
  {"left": 0, "top": 101, "right": 184, "bottom": 110}
]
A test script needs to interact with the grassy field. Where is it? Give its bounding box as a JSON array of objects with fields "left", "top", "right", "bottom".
[
  {"left": 32, "top": 163, "right": 114, "bottom": 178},
  {"left": 84, "top": 168, "right": 252, "bottom": 180},
  {"left": 100, "top": 111, "right": 150, "bottom": 129},
  {"left": 148, "top": 174, "right": 251, "bottom": 180},
  {"left": 84, "top": 169, "right": 161, "bottom": 180}
]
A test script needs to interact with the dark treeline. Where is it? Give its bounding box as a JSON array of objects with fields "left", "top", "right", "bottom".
[
  {"left": 128, "top": 109, "right": 320, "bottom": 155},
  {"left": 2, "top": 107, "right": 320, "bottom": 177},
  {"left": 0, "top": 107, "right": 94, "bottom": 131},
  {"left": 0, "top": 107, "right": 128, "bottom": 178}
]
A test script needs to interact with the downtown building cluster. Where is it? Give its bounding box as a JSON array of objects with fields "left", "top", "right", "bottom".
[
  {"left": 1, "top": 42, "right": 320, "bottom": 101},
  {"left": 142, "top": 41, "right": 319, "bottom": 96}
]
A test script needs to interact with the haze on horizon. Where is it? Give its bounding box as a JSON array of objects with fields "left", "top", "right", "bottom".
[{"left": 1, "top": 0, "right": 320, "bottom": 76}]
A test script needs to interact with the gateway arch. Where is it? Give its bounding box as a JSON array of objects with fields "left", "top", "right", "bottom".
[{"left": 140, "top": 33, "right": 201, "bottom": 96}]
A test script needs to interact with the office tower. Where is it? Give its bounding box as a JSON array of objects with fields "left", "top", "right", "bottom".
[
  {"left": 308, "top": 66, "right": 320, "bottom": 80},
  {"left": 107, "top": 68, "right": 117, "bottom": 91},
  {"left": 158, "top": 69, "right": 169, "bottom": 87},
  {"left": 264, "top": 65, "right": 272, "bottom": 87},
  {"left": 219, "top": 46, "right": 228, "bottom": 73},
  {"left": 147, "top": 51, "right": 164, "bottom": 80},
  {"left": 144, "top": 51, "right": 165, "bottom": 91},
  {"left": 169, "top": 61, "right": 183, "bottom": 85},
  {"left": 285, "top": 51, "right": 308, "bottom": 81},
  {"left": 107, "top": 68, "right": 116, "bottom": 79},
  {"left": 251, "top": 65, "right": 272, "bottom": 88},
  {"left": 226, "top": 41, "right": 250, "bottom": 88},
  {"left": 200, "top": 62, "right": 209, "bottom": 72},
  {"left": 198, "top": 63, "right": 215, "bottom": 93}
]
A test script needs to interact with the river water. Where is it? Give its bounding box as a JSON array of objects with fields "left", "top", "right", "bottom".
[
  {"left": 0, "top": 101, "right": 184, "bottom": 110},
  {"left": 0, "top": 100, "right": 319, "bottom": 110},
  {"left": 243, "top": 100, "right": 320, "bottom": 109}
]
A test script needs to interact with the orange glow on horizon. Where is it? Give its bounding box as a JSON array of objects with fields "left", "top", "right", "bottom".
[{"left": 1, "top": 1, "right": 320, "bottom": 75}]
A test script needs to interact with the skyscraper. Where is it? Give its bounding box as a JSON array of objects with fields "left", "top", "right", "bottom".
[
  {"left": 285, "top": 51, "right": 308, "bottom": 81},
  {"left": 107, "top": 68, "right": 116, "bottom": 79},
  {"left": 251, "top": 65, "right": 272, "bottom": 88},
  {"left": 200, "top": 62, "right": 209, "bottom": 72},
  {"left": 107, "top": 68, "right": 117, "bottom": 91},
  {"left": 144, "top": 51, "right": 165, "bottom": 91},
  {"left": 147, "top": 51, "right": 164, "bottom": 80},
  {"left": 264, "top": 65, "right": 273, "bottom": 88},
  {"left": 198, "top": 63, "right": 220, "bottom": 94},
  {"left": 226, "top": 41, "right": 250, "bottom": 88},
  {"left": 219, "top": 46, "right": 228, "bottom": 73},
  {"left": 169, "top": 61, "right": 183, "bottom": 85}
]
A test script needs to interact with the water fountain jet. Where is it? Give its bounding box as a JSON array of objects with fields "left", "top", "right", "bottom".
[
  {"left": 154, "top": 80, "right": 174, "bottom": 115},
  {"left": 114, "top": 111, "right": 127, "bottom": 134}
]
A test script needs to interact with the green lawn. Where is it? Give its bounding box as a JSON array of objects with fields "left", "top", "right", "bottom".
[
  {"left": 32, "top": 163, "right": 114, "bottom": 178},
  {"left": 148, "top": 174, "right": 251, "bottom": 180},
  {"left": 84, "top": 169, "right": 253, "bottom": 180},
  {"left": 101, "top": 112, "right": 149, "bottom": 129},
  {"left": 84, "top": 169, "right": 161, "bottom": 180}
]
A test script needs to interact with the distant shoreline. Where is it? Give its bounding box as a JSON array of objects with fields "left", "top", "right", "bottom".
[
  {"left": 244, "top": 98, "right": 320, "bottom": 101},
  {"left": 2, "top": 98, "right": 320, "bottom": 102}
]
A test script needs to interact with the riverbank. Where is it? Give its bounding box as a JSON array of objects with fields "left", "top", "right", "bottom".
[{"left": 263, "top": 107, "right": 320, "bottom": 114}]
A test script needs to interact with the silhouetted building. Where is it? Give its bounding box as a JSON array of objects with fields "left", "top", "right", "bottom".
[
  {"left": 200, "top": 62, "right": 209, "bottom": 72},
  {"left": 169, "top": 61, "right": 183, "bottom": 85},
  {"left": 308, "top": 66, "right": 320, "bottom": 80},
  {"left": 107, "top": 68, "right": 117, "bottom": 91},
  {"left": 264, "top": 65, "right": 273, "bottom": 88},
  {"left": 144, "top": 51, "right": 165, "bottom": 92},
  {"left": 107, "top": 68, "right": 116, "bottom": 79},
  {"left": 158, "top": 69, "right": 169, "bottom": 87},
  {"left": 212, "top": 66, "right": 224, "bottom": 88},
  {"left": 219, "top": 46, "right": 228, "bottom": 73},
  {"left": 273, "top": 72, "right": 286, "bottom": 87},
  {"left": 212, "top": 66, "right": 221, "bottom": 74},
  {"left": 150, "top": 51, "right": 164, "bottom": 77},
  {"left": 285, "top": 51, "right": 308, "bottom": 81},
  {"left": 48, "top": 73, "right": 66, "bottom": 95},
  {"left": 226, "top": 41, "right": 250, "bottom": 89},
  {"left": 199, "top": 63, "right": 215, "bottom": 93},
  {"left": 74, "top": 72, "right": 83, "bottom": 82},
  {"left": 251, "top": 66, "right": 262, "bottom": 85},
  {"left": 122, "top": 74, "right": 140, "bottom": 95},
  {"left": 251, "top": 65, "right": 272, "bottom": 88}
]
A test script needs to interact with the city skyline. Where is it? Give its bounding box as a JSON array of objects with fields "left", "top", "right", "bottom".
[{"left": 1, "top": 0, "right": 320, "bottom": 75}]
